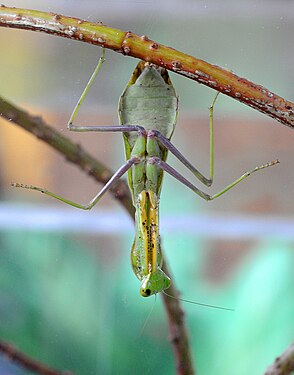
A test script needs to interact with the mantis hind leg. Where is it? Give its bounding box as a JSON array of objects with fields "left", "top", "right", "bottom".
[
  {"left": 149, "top": 157, "right": 279, "bottom": 201},
  {"left": 11, "top": 157, "right": 139, "bottom": 210},
  {"left": 152, "top": 92, "right": 279, "bottom": 200}
]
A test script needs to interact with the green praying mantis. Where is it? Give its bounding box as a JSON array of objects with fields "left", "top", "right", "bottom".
[{"left": 12, "top": 49, "right": 279, "bottom": 297}]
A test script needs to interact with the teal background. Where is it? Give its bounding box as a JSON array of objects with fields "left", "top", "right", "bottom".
[{"left": 0, "top": 228, "right": 293, "bottom": 375}]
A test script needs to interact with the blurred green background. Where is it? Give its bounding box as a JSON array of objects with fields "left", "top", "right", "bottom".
[{"left": 0, "top": 1, "right": 294, "bottom": 374}]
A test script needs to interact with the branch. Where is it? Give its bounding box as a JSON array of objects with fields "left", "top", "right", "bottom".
[
  {"left": 0, "top": 96, "right": 195, "bottom": 374},
  {"left": 265, "top": 343, "right": 294, "bottom": 375},
  {"left": 0, "top": 6, "right": 294, "bottom": 130},
  {"left": 0, "top": 96, "right": 134, "bottom": 216},
  {"left": 0, "top": 340, "right": 73, "bottom": 375},
  {"left": 162, "top": 258, "right": 194, "bottom": 375}
]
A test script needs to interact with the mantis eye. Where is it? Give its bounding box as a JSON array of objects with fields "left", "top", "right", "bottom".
[{"left": 140, "top": 288, "right": 152, "bottom": 297}]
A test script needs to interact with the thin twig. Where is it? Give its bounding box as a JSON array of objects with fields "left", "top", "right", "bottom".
[
  {"left": 0, "top": 5, "right": 294, "bottom": 129},
  {"left": 0, "top": 340, "right": 73, "bottom": 375},
  {"left": 0, "top": 96, "right": 134, "bottom": 216},
  {"left": 0, "top": 96, "right": 195, "bottom": 374},
  {"left": 265, "top": 343, "right": 294, "bottom": 375},
  {"left": 161, "top": 259, "right": 194, "bottom": 375}
]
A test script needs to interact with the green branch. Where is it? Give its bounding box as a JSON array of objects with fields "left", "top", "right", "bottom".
[{"left": 1, "top": 5, "right": 294, "bottom": 130}]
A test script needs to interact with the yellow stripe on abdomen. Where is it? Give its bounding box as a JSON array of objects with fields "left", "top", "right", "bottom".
[{"left": 138, "top": 190, "right": 159, "bottom": 275}]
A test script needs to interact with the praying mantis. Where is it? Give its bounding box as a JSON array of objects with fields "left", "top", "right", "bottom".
[{"left": 12, "top": 49, "right": 278, "bottom": 297}]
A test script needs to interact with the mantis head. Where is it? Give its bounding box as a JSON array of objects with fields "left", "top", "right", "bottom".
[{"left": 140, "top": 269, "right": 171, "bottom": 297}]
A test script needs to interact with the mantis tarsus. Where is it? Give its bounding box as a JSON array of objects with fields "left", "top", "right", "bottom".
[{"left": 12, "top": 49, "right": 279, "bottom": 297}]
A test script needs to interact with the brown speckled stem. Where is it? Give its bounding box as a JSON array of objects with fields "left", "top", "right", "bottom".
[
  {"left": 0, "top": 340, "right": 74, "bottom": 375},
  {"left": 265, "top": 343, "right": 294, "bottom": 375},
  {"left": 0, "top": 6, "right": 294, "bottom": 129}
]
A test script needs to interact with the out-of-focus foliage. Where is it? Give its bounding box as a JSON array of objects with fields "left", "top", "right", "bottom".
[{"left": 0, "top": 229, "right": 293, "bottom": 375}]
